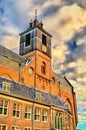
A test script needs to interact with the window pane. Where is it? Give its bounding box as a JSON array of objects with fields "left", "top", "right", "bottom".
[
  {"left": 17, "top": 104, "right": 20, "bottom": 110},
  {"left": 3, "top": 108, "right": 7, "bottom": 115},
  {"left": 13, "top": 103, "right": 16, "bottom": 109},
  {"left": 42, "top": 34, "right": 46, "bottom": 46},
  {"left": 26, "top": 34, "right": 30, "bottom": 46},
  {"left": 7, "top": 85, "right": 10, "bottom": 92},
  {"left": 12, "top": 127, "right": 15, "bottom": 130},
  {"left": 0, "top": 100, "right": 3, "bottom": 106},
  {"left": 4, "top": 101, "right": 8, "bottom": 107},
  {"left": 17, "top": 111, "right": 20, "bottom": 117},
  {"left": 0, "top": 108, "right": 3, "bottom": 114},
  {"left": 2, "top": 126, "right": 6, "bottom": 130},
  {"left": 13, "top": 110, "right": 16, "bottom": 116},
  {"left": 0, "top": 82, "right": 2, "bottom": 90}
]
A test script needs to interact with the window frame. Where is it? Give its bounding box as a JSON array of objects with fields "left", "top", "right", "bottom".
[
  {"left": 42, "top": 34, "right": 47, "bottom": 46},
  {"left": 34, "top": 108, "right": 40, "bottom": 121},
  {"left": 55, "top": 112, "right": 62, "bottom": 130},
  {"left": 42, "top": 109, "right": 48, "bottom": 122},
  {"left": 25, "top": 106, "right": 32, "bottom": 120},
  {"left": 0, "top": 82, "right": 10, "bottom": 93},
  {"left": 24, "top": 128, "right": 31, "bottom": 130},
  {"left": 0, "top": 124, "right": 7, "bottom": 130},
  {"left": 11, "top": 125, "right": 20, "bottom": 130},
  {"left": 25, "top": 33, "right": 31, "bottom": 47},
  {"left": 12, "top": 103, "right": 21, "bottom": 118},
  {"left": 41, "top": 62, "right": 46, "bottom": 74},
  {"left": 0, "top": 99, "right": 9, "bottom": 116}
]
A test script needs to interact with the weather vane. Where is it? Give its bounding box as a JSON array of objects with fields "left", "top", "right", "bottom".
[{"left": 35, "top": 9, "right": 38, "bottom": 19}]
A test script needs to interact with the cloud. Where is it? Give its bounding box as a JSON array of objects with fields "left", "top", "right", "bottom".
[
  {"left": 62, "top": 0, "right": 86, "bottom": 9},
  {"left": 0, "top": 35, "right": 19, "bottom": 53},
  {"left": 76, "top": 0, "right": 86, "bottom": 9},
  {"left": 61, "top": 0, "right": 74, "bottom": 6},
  {"left": 32, "top": 0, "right": 47, "bottom": 5},
  {"left": 41, "top": 5, "right": 60, "bottom": 18}
]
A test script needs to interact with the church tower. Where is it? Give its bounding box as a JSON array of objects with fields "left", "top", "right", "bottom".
[
  {"left": 19, "top": 17, "right": 52, "bottom": 58},
  {"left": 19, "top": 15, "right": 59, "bottom": 95}
]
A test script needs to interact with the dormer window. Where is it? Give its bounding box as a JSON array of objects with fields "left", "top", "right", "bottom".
[
  {"left": 0, "top": 82, "right": 10, "bottom": 93},
  {"left": 25, "top": 33, "right": 31, "bottom": 47},
  {"left": 42, "top": 34, "right": 46, "bottom": 46},
  {"left": 41, "top": 62, "right": 46, "bottom": 74}
]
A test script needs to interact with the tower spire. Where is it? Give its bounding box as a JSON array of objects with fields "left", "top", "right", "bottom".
[{"left": 35, "top": 9, "right": 38, "bottom": 19}]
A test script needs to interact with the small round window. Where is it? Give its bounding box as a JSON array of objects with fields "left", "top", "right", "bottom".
[
  {"left": 51, "top": 77, "right": 55, "bottom": 84},
  {"left": 28, "top": 67, "right": 34, "bottom": 74}
]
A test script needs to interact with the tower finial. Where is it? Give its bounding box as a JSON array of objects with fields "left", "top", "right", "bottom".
[{"left": 35, "top": 9, "right": 38, "bottom": 19}]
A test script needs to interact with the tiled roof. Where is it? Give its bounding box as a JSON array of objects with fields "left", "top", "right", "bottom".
[
  {"left": 0, "top": 76, "right": 67, "bottom": 109},
  {"left": 54, "top": 73, "right": 73, "bottom": 92},
  {"left": 0, "top": 44, "right": 25, "bottom": 63}
]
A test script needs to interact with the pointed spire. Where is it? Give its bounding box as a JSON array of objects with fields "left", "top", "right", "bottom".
[{"left": 35, "top": 9, "right": 38, "bottom": 19}]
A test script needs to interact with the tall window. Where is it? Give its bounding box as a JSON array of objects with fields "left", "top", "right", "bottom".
[
  {"left": 55, "top": 112, "right": 62, "bottom": 130},
  {"left": 42, "top": 110, "right": 48, "bottom": 122},
  {"left": 12, "top": 126, "right": 20, "bottom": 130},
  {"left": 25, "top": 106, "right": 32, "bottom": 120},
  {"left": 0, "top": 125, "right": 7, "bottom": 130},
  {"left": 41, "top": 62, "right": 46, "bottom": 74},
  {"left": 12, "top": 103, "right": 21, "bottom": 118},
  {"left": 42, "top": 34, "right": 46, "bottom": 46},
  {"left": 25, "top": 33, "right": 31, "bottom": 47},
  {"left": 0, "top": 99, "right": 9, "bottom": 115},
  {"left": 34, "top": 108, "right": 40, "bottom": 121}
]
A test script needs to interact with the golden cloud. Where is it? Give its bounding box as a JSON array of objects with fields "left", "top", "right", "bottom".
[{"left": 57, "top": 3, "right": 86, "bottom": 40}]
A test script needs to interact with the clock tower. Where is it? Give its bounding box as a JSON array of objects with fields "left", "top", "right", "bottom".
[
  {"left": 19, "top": 17, "right": 52, "bottom": 58},
  {"left": 19, "top": 16, "right": 59, "bottom": 95}
]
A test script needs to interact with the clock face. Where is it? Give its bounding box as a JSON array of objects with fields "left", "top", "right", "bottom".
[
  {"left": 29, "top": 67, "right": 34, "bottom": 74},
  {"left": 42, "top": 45, "right": 47, "bottom": 52}
]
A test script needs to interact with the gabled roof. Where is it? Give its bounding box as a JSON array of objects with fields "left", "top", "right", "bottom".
[
  {"left": 0, "top": 44, "right": 25, "bottom": 63},
  {"left": 0, "top": 76, "right": 67, "bottom": 110},
  {"left": 54, "top": 73, "right": 74, "bottom": 93}
]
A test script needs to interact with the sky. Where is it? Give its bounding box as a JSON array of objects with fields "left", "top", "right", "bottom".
[{"left": 0, "top": 0, "right": 86, "bottom": 129}]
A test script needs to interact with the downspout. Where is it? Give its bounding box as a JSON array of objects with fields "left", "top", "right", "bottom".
[{"left": 19, "top": 62, "right": 21, "bottom": 82}]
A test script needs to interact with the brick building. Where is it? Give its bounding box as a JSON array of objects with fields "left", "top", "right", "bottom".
[{"left": 0, "top": 17, "right": 78, "bottom": 130}]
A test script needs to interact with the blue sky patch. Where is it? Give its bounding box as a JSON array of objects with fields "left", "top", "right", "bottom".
[{"left": 68, "top": 41, "right": 77, "bottom": 51}]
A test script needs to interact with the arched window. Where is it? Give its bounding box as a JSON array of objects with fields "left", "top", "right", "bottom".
[
  {"left": 65, "top": 98, "right": 72, "bottom": 112},
  {"left": 51, "top": 77, "right": 55, "bottom": 84},
  {"left": 41, "top": 62, "right": 46, "bottom": 74}
]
